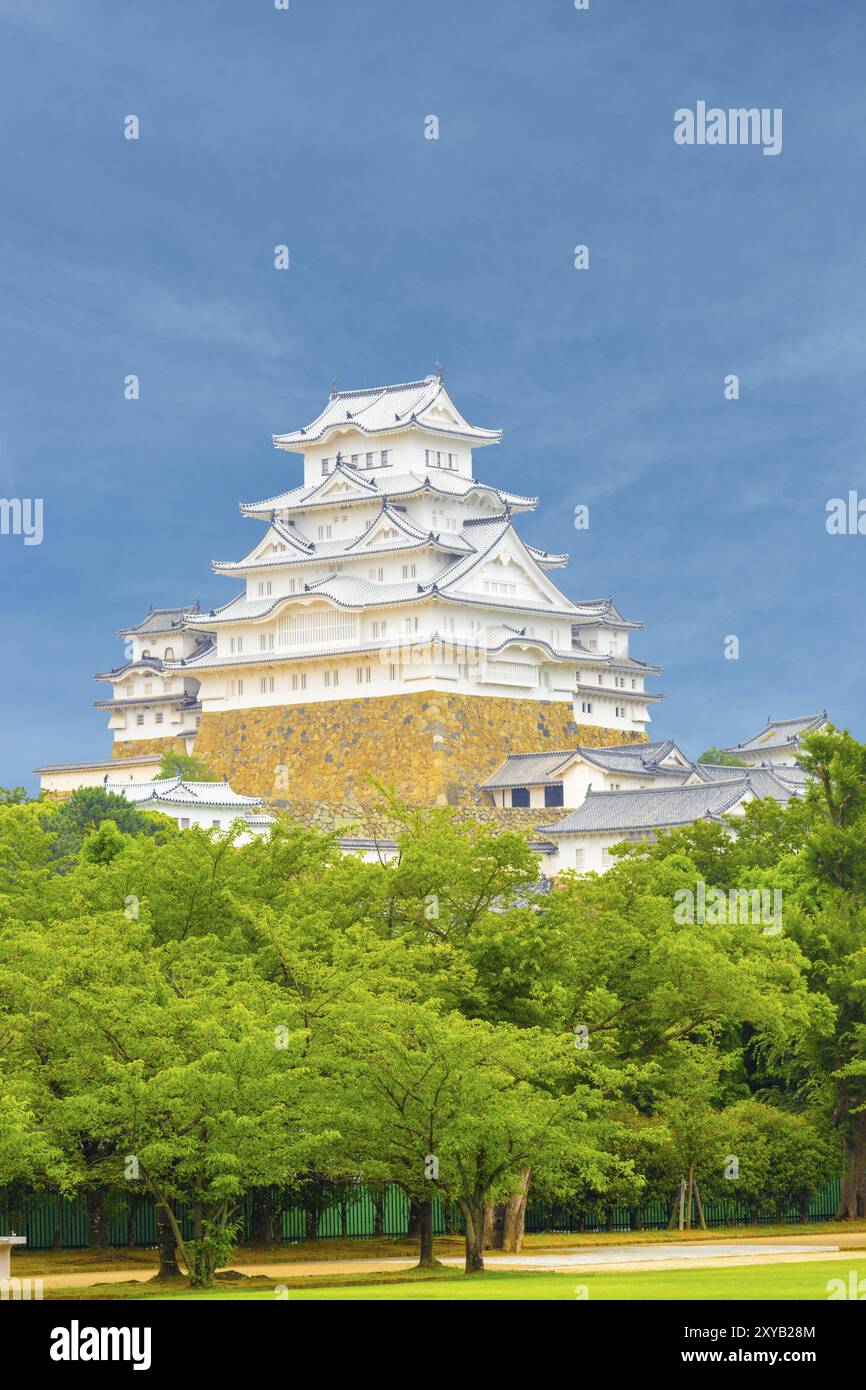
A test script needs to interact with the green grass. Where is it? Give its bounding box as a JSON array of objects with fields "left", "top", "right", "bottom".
[{"left": 54, "top": 1258, "right": 866, "bottom": 1302}]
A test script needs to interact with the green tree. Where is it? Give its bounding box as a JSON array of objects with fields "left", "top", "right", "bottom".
[
  {"left": 697, "top": 748, "right": 749, "bottom": 766},
  {"left": 154, "top": 752, "right": 217, "bottom": 782},
  {"left": 42, "top": 788, "right": 175, "bottom": 862}
]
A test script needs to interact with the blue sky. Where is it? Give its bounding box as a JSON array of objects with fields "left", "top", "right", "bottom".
[{"left": 1, "top": 0, "right": 864, "bottom": 790}]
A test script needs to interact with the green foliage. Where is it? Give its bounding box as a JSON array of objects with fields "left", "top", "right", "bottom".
[
  {"left": 697, "top": 748, "right": 749, "bottom": 766},
  {"left": 154, "top": 752, "right": 217, "bottom": 782},
  {"left": 41, "top": 787, "right": 176, "bottom": 863},
  {"left": 4, "top": 736, "right": 866, "bottom": 1279},
  {"left": 0, "top": 785, "right": 30, "bottom": 805}
]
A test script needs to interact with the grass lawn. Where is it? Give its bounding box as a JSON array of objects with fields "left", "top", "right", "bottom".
[{"left": 48, "top": 1258, "right": 866, "bottom": 1302}]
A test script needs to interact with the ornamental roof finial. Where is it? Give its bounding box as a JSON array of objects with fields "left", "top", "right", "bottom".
[
  {"left": 434, "top": 360, "right": 444, "bottom": 382},
  {"left": 329, "top": 376, "right": 338, "bottom": 398}
]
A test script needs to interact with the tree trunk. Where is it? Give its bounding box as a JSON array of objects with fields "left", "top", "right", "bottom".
[
  {"left": 488, "top": 1204, "right": 505, "bottom": 1249},
  {"left": 305, "top": 1207, "right": 321, "bottom": 1241},
  {"left": 482, "top": 1202, "right": 495, "bottom": 1250},
  {"left": 249, "top": 1187, "right": 275, "bottom": 1245},
  {"left": 685, "top": 1166, "right": 694, "bottom": 1231},
  {"left": 407, "top": 1198, "right": 421, "bottom": 1239},
  {"left": 458, "top": 1199, "right": 486, "bottom": 1274},
  {"left": 415, "top": 1199, "right": 439, "bottom": 1268},
  {"left": 838, "top": 1109, "right": 866, "bottom": 1219},
  {"left": 340, "top": 1202, "right": 349, "bottom": 1238},
  {"left": 629, "top": 1206, "right": 643, "bottom": 1232},
  {"left": 126, "top": 1195, "right": 138, "bottom": 1249},
  {"left": 442, "top": 1200, "right": 455, "bottom": 1236},
  {"left": 86, "top": 1186, "right": 109, "bottom": 1250},
  {"left": 693, "top": 1177, "right": 707, "bottom": 1232},
  {"left": 798, "top": 1197, "right": 810, "bottom": 1224},
  {"left": 153, "top": 1206, "right": 182, "bottom": 1280},
  {"left": 501, "top": 1168, "right": 531, "bottom": 1252}
]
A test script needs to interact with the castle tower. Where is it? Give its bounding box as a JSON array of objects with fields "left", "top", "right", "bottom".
[
  {"left": 163, "top": 375, "right": 662, "bottom": 817},
  {"left": 95, "top": 604, "right": 212, "bottom": 757}
]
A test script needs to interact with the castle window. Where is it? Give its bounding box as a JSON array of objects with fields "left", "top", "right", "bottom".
[
  {"left": 544, "top": 785, "right": 564, "bottom": 808},
  {"left": 389, "top": 664, "right": 397, "bottom": 680},
  {"left": 141, "top": 650, "right": 150, "bottom": 658},
  {"left": 136, "top": 714, "right": 145, "bottom": 726},
  {"left": 402, "top": 564, "right": 417, "bottom": 579},
  {"left": 581, "top": 701, "right": 593, "bottom": 714},
  {"left": 350, "top": 454, "right": 359, "bottom": 467},
  {"left": 180, "top": 818, "right": 190, "bottom": 830},
  {"left": 292, "top": 673, "right": 306, "bottom": 691},
  {"left": 212, "top": 820, "right": 221, "bottom": 829},
  {"left": 260, "top": 676, "right": 275, "bottom": 694},
  {"left": 155, "top": 712, "right": 163, "bottom": 725},
  {"left": 324, "top": 669, "right": 340, "bottom": 688},
  {"left": 616, "top": 706, "right": 625, "bottom": 718},
  {"left": 366, "top": 452, "right": 374, "bottom": 467},
  {"left": 448, "top": 453, "right": 456, "bottom": 469},
  {"left": 164, "top": 647, "right": 174, "bottom": 661},
  {"left": 356, "top": 666, "right": 371, "bottom": 684},
  {"left": 321, "top": 459, "right": 332, "bottom": 475},
  {"left": 318, "top": 525, "right": 332, "bottom": 540},
  {"left": 510, "top": 788, "right": 530, "bottom": 808},
  {"left": 260, "top": 633, "right": 274, "bottom": 651},
  {"left": 144, "top": 682, "right": 152, "bottom": 694},
  {"left": 380, "top": 450, "right": 389, "bottom": 465}
]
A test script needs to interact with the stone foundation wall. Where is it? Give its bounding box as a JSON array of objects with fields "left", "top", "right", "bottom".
[
  {"left": 192, "top": 692, "right": 645, "bottom": 829},
  {"left": 112, "top": 736, "right": 190, "bottom": 760}
]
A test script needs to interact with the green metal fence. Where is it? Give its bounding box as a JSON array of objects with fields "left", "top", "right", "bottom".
[
  {"left": 0, "top": 1176, "right": 848, "bottom": 1250},
  {"left": 524, "top": 1176, "right": 843, "bottom": 1234}
]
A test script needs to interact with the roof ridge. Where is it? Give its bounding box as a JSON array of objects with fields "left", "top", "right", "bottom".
[{"left": 332, "top": 376, "right": 435, "bottom": 401}]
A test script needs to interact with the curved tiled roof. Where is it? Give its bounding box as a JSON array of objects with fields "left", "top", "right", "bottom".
[
  {"left": 542, "top": 774, "right": 799, "bottom": 837},
  {"left": 241, "top": 469, "right": 537, "bottom": 517},
  {"left": 481, "top": 741, "right": 691, "bottom": 791},
  {"left": 723, "top": 714, "right": 828, "bottom": 755},
  {"left": 272, "top": 376, "right": 501, "bottom": 447},
  {"left": 213, "top": 508, "right": 475, "bottom": 574},
  {"left": 106, "top": 775, "right": 261, "bottom": 810},
  {"left": 169, "top": 630, "right": 579, "bottom": 674},
  {"left": 117, "top": 603, "right": 203, "bottom": 638}
]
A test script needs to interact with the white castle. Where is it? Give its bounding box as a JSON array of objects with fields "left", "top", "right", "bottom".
[
  {"left": 35, "top": 370, "right": 828, "bottom": 873},
  {"left": 92, "top": 372, "right": 662, "bottom": 743}
]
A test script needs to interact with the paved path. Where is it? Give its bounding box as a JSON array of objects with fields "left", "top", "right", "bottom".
[
  {"left": 29, "top": 1238, "right": 863, "bottom": 1290},
  {"left": 495, "top": 1242, "right": 837, "bottom": 1267}
]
